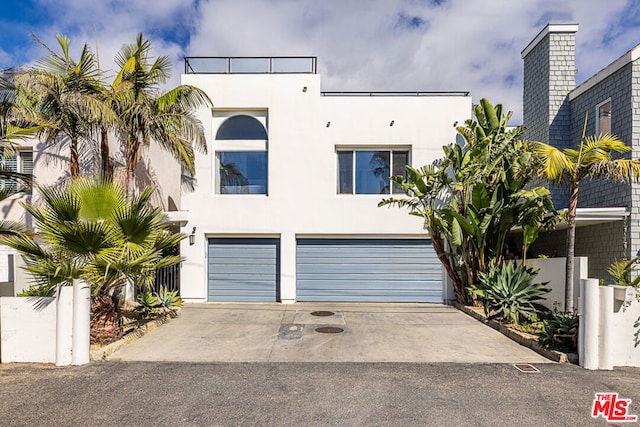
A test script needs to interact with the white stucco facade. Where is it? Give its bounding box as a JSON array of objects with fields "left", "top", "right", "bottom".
[{"left": 180, "top": 68, "right": 471, "bottom": 303}]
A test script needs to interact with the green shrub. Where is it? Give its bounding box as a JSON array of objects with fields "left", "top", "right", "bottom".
[
  {"left": 135, "top": 286, "right": 181, "bottom": 316},
  {"left": 135, "top": 292, "right": 159, "bottom": 315},
  {"left": 16, "top": 284, "right": 55, "bottom": 297},
  {"left": 155, "top": 286, "right": 182, "bottom": 309},
  {"left": 538, "top": 309, "right": 578, "bottom": 352},
  {"left": 469, "top": 262, "right": 549, "bottom": 325}
]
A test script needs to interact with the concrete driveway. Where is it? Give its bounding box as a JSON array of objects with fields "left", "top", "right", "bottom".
[{"left": 109, "top": 303, "right": 550, "bottom": 363}]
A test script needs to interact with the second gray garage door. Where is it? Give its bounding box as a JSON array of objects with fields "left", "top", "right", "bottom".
[{"left": 296, "top": 238, "right": 442, "bottom": 302}]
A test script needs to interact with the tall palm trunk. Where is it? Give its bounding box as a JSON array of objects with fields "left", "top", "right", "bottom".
[
  {"left": 70, "top": 137, "right": 80, "bottom": 177},
  {"left": 565, "top": 182, "right": 579, "bottom": 312},
  {"left": 100, "top": 127, "right": 113, "bottom": 180},
  {"left": 125, "top": 135, "right": 141, "bottom": 194}
]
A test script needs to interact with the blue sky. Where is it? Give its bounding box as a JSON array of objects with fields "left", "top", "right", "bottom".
[{"left": 2, "top": 0, "right": 640, "bottom": 123}]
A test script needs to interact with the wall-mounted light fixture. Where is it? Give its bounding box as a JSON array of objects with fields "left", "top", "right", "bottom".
[
  {"left": 189, "top": 227, "right": 196, "bottom": 245},
  {"left": 302, "top": 86, "right": 307, "bottom": 92},
  {"left": 326, "top": 121, "right": 331, "bottom": 128},
  {"left": 390, "top": 120, "right": 395, "bottom": 126}
]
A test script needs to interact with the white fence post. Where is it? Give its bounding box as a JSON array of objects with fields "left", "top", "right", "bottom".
[
  {"left": 55, "top": 285, "right": 73, "bottom": 366},
  {"left": 580, "top": 278, "right": 600, "bottom": 370},
  {"left": 72, "top": 279, "right": 91, "bottom": 365},
  {"left": 598, "top": 286, "right": 614, "bottom": 370}
]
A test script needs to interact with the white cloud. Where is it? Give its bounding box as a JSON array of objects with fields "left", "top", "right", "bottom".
[{"left": 5, "top": 0, "right": 640, "bottom": 123}]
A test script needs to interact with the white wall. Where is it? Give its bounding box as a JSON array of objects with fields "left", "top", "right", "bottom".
[
  {"left": 0, "top": 297, "right": 57, "bottom": 363},
  {"left": 525, "top": 257, "right": 588, "bottom": 311},
  {"left": 579, "top": 280, "right": 640, "bottom": 369},
  {"left": 179, "top": 72, "right": 472, "bottom": 302}
]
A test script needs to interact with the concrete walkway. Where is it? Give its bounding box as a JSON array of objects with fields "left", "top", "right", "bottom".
[{"left": 109, "top": 303, "right": 550, "bottom": 363}]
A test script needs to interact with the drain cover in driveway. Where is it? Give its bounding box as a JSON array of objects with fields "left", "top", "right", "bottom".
[
  {"left": 315, "top": 326, "right": 344, "bottom": 334},
  {"left": 513, "top": 364, "right": 540, "bottom": 373},
  {"left": 310, "top": 311, "right": 335, "bottom": 317}
]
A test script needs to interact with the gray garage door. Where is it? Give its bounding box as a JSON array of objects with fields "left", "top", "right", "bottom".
[
  {"left": 208, "top": 238, "right": 280, "bottom": 302},
  {"left": 296, "top": 239, "right": 442, "bottom": 302}
]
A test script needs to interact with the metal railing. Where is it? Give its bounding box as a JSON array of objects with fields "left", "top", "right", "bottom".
[
  {"left": 185, "top": 56, "right": 317, "bottom": 74},
  {"left": 137, "top": 264, "right": 181, "bottom": 296},
  {"left": 321, "top": 91, "right": 470, "bottom": 97}
]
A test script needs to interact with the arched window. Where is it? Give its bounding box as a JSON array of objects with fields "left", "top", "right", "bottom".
[
  {"left": 215, "top": 114, "right": 268, "bottom": 195},
  {"left": 216, "top": 115, "right": 267, "bottom": 140}
]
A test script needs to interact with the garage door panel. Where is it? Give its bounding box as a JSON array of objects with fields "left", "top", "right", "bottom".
[
  {"left": 208, "top": 238, "right": 280, "bottom": 302},
  {"left": 296, "top": 239, "right": 441, "bottom": 303}
]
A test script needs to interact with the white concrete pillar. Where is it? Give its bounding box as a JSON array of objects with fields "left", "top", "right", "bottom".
[
  {"left": 55, "top": 285, "right": 73, "bottom": 366},
  {"left": 72, "top": 279, "right": 91, "bottom": 366},
  {"left": 279, "top": 232, "right": 296, "bottom": 303},
  {"left": 598, "top": 285, "right": 614, "bottom": 370},
  {"left": 580, "top": 278, "right": 600, "bottom": 370}
]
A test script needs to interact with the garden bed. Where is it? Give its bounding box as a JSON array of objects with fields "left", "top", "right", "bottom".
[
  {"left": 453, "top": 302, "right": 578, "bottom": 364},
  {"left": 90, "top": 307, "right": 180, "bottom": 361}
]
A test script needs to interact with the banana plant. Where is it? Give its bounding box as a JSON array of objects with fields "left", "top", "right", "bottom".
[{"left": 381, "top": 99, "right": 557, "bottom": 304}]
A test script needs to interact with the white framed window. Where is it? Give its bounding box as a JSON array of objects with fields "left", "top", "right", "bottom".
[
  {"left": 596, "top": 99, "right": 611, "bottom": 135},
  {"left": 213, "top": 112, "right": 269, "bottom": 195},
  {"left": 0, "top": 149, "right": 32, "bottom": 194},
  {"left": 337, "top": 149, "right": 409, "bottom": 195}
]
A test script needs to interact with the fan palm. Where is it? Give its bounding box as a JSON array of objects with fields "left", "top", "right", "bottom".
[
  {"left": 533, "top": 117, "right": 640, "bottom": 311},
  {"left": 0, "top": 177, "right": 184, "bottom": 343},
  {"left": 111, "top": 33, "right": 211, "bottom": 192}
]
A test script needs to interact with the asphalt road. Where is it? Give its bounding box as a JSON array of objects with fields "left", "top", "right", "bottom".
[{"left": 1, "top": 362, "right": 638, "bottom": 426}]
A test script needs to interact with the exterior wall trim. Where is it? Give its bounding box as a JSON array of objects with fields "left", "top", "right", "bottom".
[
  {"left": 570, "top": 45, "right": 640, "bottom": 100},
  {"left": 521, "top": 22, "right": 579, "bottom": 59}
]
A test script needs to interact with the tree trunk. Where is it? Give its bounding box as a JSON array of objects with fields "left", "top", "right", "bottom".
[
  {"left": 100, "top": 127, "right": 113, "bottom": 180},
  {"left": 565, "top": 182, "right": 579, "bottom": 312},
  {"left": 431, "top": 233, "right": 467, "bottom": 304},
  {"left": 125, "top": 134, "right": 140, "bottom": 195},
  {"left": 90, "top": 291, "right": 122, "bottom": 344},
  {"left": 70, "top": 137, "right": 80, "bottom": 177}
]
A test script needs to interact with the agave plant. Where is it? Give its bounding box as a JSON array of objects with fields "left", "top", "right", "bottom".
[
  {"left": 0, "top": 176, "right": 184, "bottom": 343},
  {"left": 538, "top": 309, "right": 579, "bottom": 352},
  {"left": 469, "top": 262, "right": 550, "bottom": 324}
]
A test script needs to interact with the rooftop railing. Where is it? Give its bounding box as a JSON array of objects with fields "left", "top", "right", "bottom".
[
  {"left": 184, "top": 56, "right": 317, "bottom": 74},
  {"left": 321, "top": 91, "right": 470, "bottom": 97}
]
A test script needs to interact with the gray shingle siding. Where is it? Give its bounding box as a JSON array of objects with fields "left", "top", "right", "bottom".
[
  {"left": 522, "top": 32, "right": 576, "bottom": 208},
  {"left": 522, "top": 25, "right": 640, "bottom": 275}
]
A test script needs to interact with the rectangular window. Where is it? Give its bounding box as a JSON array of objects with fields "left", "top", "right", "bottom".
[
  {"left": 596, "top": 100, "right": 611, "bottom": 135},
  {"left": 217, "top": 151, "right": 267, "bottom": 194},
  {"left": 0, "top": 150, "right": 32, "bottom": 194},
  {"left": 337, "top": 149, "right": 409, "bottom": 195}
]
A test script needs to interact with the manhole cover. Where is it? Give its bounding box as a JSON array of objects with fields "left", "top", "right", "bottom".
[
  {"left": 315, "top": 326, "right": 344, "bottom": 334},
  {"left": 310, "top": 311, "right": 335, "bottom": 317},
  {"left": 513, "top": 364, "right": 540, "bottom": 373}
]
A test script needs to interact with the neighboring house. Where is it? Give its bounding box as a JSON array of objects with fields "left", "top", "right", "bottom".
[
  {"left": 178, "top": 57, "right": 471, "bottom": 303},
  {"left": 0, "top": 129, "right": 184, "bottom": 291},
  {"left": 522, "top": 23, "right": 640, "bottom": 280}
]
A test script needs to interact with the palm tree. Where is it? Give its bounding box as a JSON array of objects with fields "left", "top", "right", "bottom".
[
  {"left": 0, "top": 71, "right": 37, "bottom": 234},
  {"left": 14, "top": 34, "right": 115, "bottom": 177},
  {"left": 0, "top": 177, "right": 183, "bottom": 343},
  {"left": 111, "top": 33, "right": 211, "bottom": 193},
  {"left": 533, "top": 118, "right": 640, "bottom": 312}
]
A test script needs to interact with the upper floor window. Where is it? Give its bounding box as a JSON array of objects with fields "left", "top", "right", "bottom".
[
  {"left": 596, "top": 99, "right": 611, "bottom": 135},
  {"left": 0, "top": 150, "right": 33, "bottom": 194},
  {"left": 216, "top": 115, "right": 268, "bottom": 140},
  {"left": 214, "top": 113, "right": 268, "bottom": 195},
  {"left": 337, "top": 149, "right": 409, "bottom": 195}
]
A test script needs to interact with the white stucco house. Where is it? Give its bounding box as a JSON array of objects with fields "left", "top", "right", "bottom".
[{"left": 178, "top": 57, "right": 471, "bottom": 304}]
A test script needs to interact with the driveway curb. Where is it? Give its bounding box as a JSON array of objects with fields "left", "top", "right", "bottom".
[{"left": 453, "top": 302, "right": 578, "bottom": 364}]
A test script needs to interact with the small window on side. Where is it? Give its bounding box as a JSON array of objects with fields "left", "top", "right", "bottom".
[{"left": 597, "top": 100, "right": 611, "bottom": 135}]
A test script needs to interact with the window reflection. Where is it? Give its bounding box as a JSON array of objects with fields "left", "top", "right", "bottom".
[{"left": 218, "top": 152, "right": 267, "bottom": 194}]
